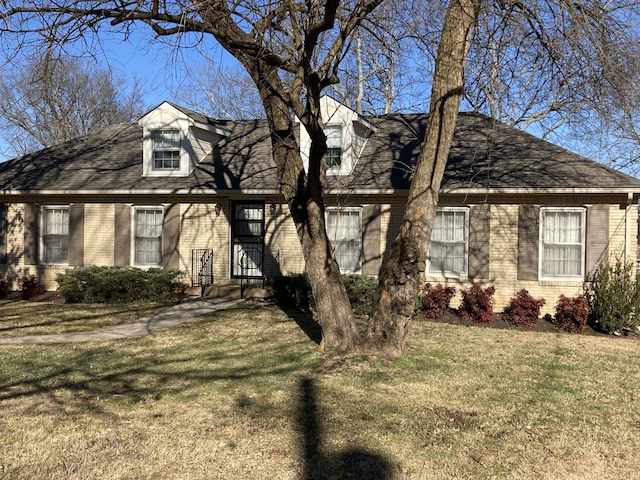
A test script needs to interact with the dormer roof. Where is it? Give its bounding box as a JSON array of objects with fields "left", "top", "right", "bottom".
[{"left": 139, "top": 102, "right": 231, "bottom": 137}]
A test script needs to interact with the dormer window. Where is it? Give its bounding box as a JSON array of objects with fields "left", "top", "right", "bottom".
[
  {"left": 325, "top": 125, "right": 342, "bottom": 169},
  {"left": 152, "top": 129, "right": 180, "bottom": 171},
  {"left": 139, "top": 102, "right": 230, "bottom": 178}
]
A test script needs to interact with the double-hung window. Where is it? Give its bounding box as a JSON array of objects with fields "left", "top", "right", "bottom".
[
  {"left": 42, "top": 206, "right": 69, "bottom": 264},
  {"left": 540, "top": 208, "right": 585, "bottom": 279},
  {"left": 326, "top": 207, "right": 362, "bottom": 273},
  {"left": 134, "top": 207, "right": 163, "bottom": 266},
  {"left": 152, "top": 129, "right": 180, "bottom": 171},
  {"left": 324, "top": 125, "right": 342, "bottom": 169},
  {"left": 428, "top": 208, "right": 468, "bottom": 277}
]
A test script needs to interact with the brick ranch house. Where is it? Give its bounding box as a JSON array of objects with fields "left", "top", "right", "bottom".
[{"left": 1, "top": 96, "right": 640, "bottom": 314}]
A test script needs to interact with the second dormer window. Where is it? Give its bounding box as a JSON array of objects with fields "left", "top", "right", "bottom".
[
  {"left": 152, "top": 129, "right": 180, "bottom": 170},
  {"left": 324, "top": 125, "right": 342, "bottom": 168}
]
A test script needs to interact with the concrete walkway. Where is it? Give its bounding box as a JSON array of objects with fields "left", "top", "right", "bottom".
[{"left": 0, "top": 296, "right": 243, "bottom": 346}]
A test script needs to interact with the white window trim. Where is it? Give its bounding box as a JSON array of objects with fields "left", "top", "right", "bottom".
[
  {"left": 325, "top": 206, "right": 362, "bottom": 274},
  {"left": 427, "top": 207, "right": 469, "bottom": 278},
  {"left": 324, "top": 124, "right": 343, "bottom": 175},
  {"left": 131, "top": 206, "right": 164, "bottom": 268},
  {"left": 40, "top": 205, "right": 70, "bottom": 265},
  {"left": 151, "top": 129, "right": 181, "bottom": 172},
  {"left": 539, "top": 207, "right": 586, "bottom": 281},
  {"left": 142, "top": 124, "right": 189, "bottom": 177}
]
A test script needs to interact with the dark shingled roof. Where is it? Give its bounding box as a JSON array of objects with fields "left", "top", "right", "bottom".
[
  {"left": 345, "top": 113, "right": 640, "bottom": 192},
  {"left": 1, "top": 110, "right": 639, "bottom": 195}
]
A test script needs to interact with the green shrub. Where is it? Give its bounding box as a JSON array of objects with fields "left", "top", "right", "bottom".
[
  {"left": 343, "top": 274, "right": 378, "bottom": 316},
  {"left": 502, "top": 289, "right": 545, "bottom": 328},
  {"left": 553, "top": 294, "right": 589, "bottom": 334},
  {"left": 271, "top": 273, "right": 313, "bottom": 311},
  {"left": 272, "top": 273, "right": 378, "bottom": 315},
  {"left": 585, "top": 259, "right": 640, "bottom": 334},
  {"left": 458, "top": 284, "right": 495, "bottom": 324},
  {"left": 420, "top": 283, "right": 456, "bottom": 319},
  {"left": 56, "top": 266, "right": 186, "bottom": 304}
]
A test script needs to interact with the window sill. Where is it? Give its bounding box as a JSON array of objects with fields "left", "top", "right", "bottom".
[
  {"left": 538, "top": 279, "right": 584, "bottom": 286},
  {"left": 425, "top": 273, "right": 467, "bottom": 281},
  {"left": 143, "top": 170, "right": 189, "bottom": 178}
]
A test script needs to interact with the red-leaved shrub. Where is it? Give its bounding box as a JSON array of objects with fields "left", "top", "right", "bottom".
[
  {"left": 502, "top": 289, "right": 545, "bottom": 328},
  {"left": 458, "top": 284, "right": 495, "bottom": 324},
  {"left": 553, "top": 294, "right": 589, "bottom": 333},
  {"left": 18, "top": 275, "right": 40, "bottom": 300},
  {"left": 421, "top": 283, "right": 456, "bottom": 319}
]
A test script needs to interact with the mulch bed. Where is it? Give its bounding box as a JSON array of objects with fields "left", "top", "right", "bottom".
[{"left": 415, "top": 309, "right": 640, "bottom": 339}]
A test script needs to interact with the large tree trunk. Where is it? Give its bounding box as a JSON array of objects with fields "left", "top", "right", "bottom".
[
  {"left": 201, "top": 6, "right": 359, "bottom": 353},
  {"left": 366, "top": 0, "right": 482, "bottom": 357},
  {"left": 247, "top": 64, "right": 359, "bottom": 353}
]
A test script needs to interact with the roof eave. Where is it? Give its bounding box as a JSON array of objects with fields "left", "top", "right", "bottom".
[{"left": 2, "top": 186, "right": 640, "bottom": 198}]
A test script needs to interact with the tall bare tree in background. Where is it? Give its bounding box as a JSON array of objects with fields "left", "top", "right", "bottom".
[
  {"left": 463, "top": 1, "right": 640, "bottom": 171},
  {"left": 175, "top": 61, "right": 264, "bottom": 120},
  {"left": 0, "top": 54, "right": 144, "bottom": 156}
]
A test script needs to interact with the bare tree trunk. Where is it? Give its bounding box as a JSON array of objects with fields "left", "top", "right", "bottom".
[
  {"left": 248, "top": 64, "right": 359, "bottom": 353},
  {"left": 366, "top": 0, "right": 482, "bottom": 357}
]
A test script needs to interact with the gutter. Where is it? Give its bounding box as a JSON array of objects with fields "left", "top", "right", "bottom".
[{"left": 2, "top": 187, "right": 640, "bottom": 197}]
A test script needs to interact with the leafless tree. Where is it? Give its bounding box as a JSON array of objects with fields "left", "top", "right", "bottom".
[
  {"left": 464, "top": 1, "right": 640, "bottom": 148},
  {"left": 175, "top": 60, "right": 265, "bottom": 120},
  {"left": 0, "top": 53, "right": 144, "bottom": 156}
]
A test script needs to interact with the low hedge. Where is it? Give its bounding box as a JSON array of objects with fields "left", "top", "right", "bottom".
[{"left": 56, "top": 266, "right": 187, "bottom": 304}]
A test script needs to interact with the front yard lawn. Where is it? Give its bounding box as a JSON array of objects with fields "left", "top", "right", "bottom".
[
  {"left": 0, "top": 301, "right": 638, "bottom": 479},
  {"left": 0, "top": 295, "right": 173, "bottom": 337}
]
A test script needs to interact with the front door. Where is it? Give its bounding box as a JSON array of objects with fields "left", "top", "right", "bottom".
[{"left": 231, "top": 202, "right": 264, "bottom": 278}]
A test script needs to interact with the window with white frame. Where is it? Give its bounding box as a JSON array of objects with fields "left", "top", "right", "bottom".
[
  {"left": 428, "top": 208, "right": 468, "bottom": 277},
  {"left": 326, "top": 207, "right": 362, "bottom": 273},
  {"left": 152, "top": 129, "right": 180, "bottom": 170},
  {"left": 540, "top": 207, "right": 585, "bottom": 279},
  {"left": 42, "top": 206, "right": 69, "bottom": 264},
  {"left": 134, "top": 208, "right": 163, "bottom": 266},
  {"left": 324, "top": 125, "right": 342, "bottom": 169}
]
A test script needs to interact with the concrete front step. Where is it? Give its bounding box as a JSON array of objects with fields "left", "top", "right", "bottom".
[{"left": 187, "top": 283, "right": 272, "bottom": 300}]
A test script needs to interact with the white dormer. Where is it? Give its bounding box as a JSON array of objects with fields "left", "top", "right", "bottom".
[
  {"left": 298, "top": 96, "right": 376, "bottom": 175},
  {"left": 138, "top": 102, "right": 230, "bottom": 177}
]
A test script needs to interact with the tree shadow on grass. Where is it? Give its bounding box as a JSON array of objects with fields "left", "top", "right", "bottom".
[
  {"left": 280, "top": 307, "right": 323, "bottom": 345},
  {"left": 298, "top": 376, "right": 397, "bottom": 480}
]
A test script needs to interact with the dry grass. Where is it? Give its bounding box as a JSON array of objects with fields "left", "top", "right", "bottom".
[
  {"left": 0, "top": 301, "right": 639, "bottom": 479},
  {"left": 0, "top": 297, "right": 172, "bottom": 337}
]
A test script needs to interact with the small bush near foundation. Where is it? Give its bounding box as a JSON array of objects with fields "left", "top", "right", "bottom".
[
  {"left": 19, "top": 275, "right": 40, "bottom": 300},
  {"left": 585, "top": 259, "right": 640, "bottom": 334},
  {"left": 553, "top": 294, "right": 589, "bottom": 334},
  {"left": 0, "top": 279, "right": 9, "bottom": 299},
  {"left": 271, "top": 273, "right": 313, "bottom": 311},
  {"left": 55, "top": 266, "right": 186, "bottom": 304},
  {"left": 343, "top": 274, "right": 378, "bottom": 316},
  {"left": 458, "top": 284, "right": 495, "bottom": 324},
  {"left": 421, "top": 283, "right": 456, "bottom": 319},
  {"left": 272, "top": 274, "right": 379, "bottom": 315},
  {"left": 503, "top": 290, "right": 545, "bottom": 328}
]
